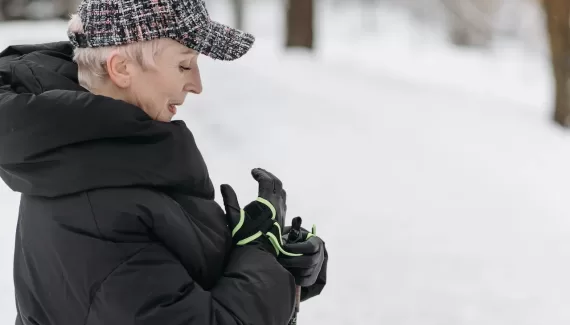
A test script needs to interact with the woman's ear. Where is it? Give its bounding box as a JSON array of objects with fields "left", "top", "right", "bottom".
[{"left": 106, "top": 50, "right": 131, "bottom": 89}]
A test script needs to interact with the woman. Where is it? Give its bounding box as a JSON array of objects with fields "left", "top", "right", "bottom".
[{"left": 0, "top": 0, "right": 327, "bottom": 324}]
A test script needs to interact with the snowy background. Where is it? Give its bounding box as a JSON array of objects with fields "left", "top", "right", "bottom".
[{"left": 2, "top": 0, "right": 570, "bottom": 324}]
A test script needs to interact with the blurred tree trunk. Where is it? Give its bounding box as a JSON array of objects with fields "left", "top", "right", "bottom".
[
  {"left": 0, "top": 0, "right": 27, "bottom": 20},
  {"left": 442, "top": 0, "right": 498, "bottom": 48},
  {"left": 54, "top": 0, "right": 82, "bottom": 19},
  {"left": 360, "top": 0, "right": 378, "bottom": 32},
  {"left": 233, "top": 0, "right": 244, "bottom": 30},
  {"left": 286, "top": 0, "right": 314, "bottom": 49},
  {"left": 543, "top": 0, "right": 570, "bottom": 127},
  {"left": 0, "top": 0, "right": 6, "bottom": 21}
]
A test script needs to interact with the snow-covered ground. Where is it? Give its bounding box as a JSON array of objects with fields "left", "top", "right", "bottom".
[{"left": 2, "top": 1, "right": 570, "bottom": 324}]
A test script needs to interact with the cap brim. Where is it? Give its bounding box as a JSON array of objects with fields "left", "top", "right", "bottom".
[{"left": 191, "top": 20, "right": 255, "bottom": 61}]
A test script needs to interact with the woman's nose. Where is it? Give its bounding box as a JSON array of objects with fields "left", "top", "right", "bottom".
[{"left": 184, "top": 66, "right": 202, "bottom": 94}]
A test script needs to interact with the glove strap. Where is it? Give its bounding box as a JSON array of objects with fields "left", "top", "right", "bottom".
[
  {"left": 231, "top": 197, "right": 304, "bottom": 257},
  {"left": 266, "top": 222, "right": 303, "bottom": 257},
  {"left": 231, "top": 197, "right": 275, "bottom": 237},
  {"left": 231, "top": 198, "right": 279, "bottom": 252}
]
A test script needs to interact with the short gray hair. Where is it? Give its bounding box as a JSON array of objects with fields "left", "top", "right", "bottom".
[{"left": 68, "top": 14, "right": 163, "bottom": 91}]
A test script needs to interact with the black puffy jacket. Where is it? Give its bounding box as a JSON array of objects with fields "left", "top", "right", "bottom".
[{"left": 0, "top": 42, "right": 296, "bottom": 325}]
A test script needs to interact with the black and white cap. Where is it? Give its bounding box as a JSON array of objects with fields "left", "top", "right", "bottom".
[{"left": 68, "top": 0, "right": 255, "bottom": 61}]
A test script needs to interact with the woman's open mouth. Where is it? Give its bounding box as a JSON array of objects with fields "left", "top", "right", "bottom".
[{"left": 168, "top": 104, "right": 177, "bottom": 115}]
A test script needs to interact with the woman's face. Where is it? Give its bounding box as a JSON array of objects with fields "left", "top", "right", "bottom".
[{"left": 121, "top": 39, "right": 202, "bottom": 122}]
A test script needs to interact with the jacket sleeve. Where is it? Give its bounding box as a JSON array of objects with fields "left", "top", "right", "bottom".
[
  {"left": 87, "top": 188, "right": 297, "bottom": 325},
  {"left": 87, "top": 244, "right": 297, "bottom": 325},
  {"left": 154, "top": 192, "right": 298, "bottom": 324},
  {"left": 212, "top": 245, "right": 297, "bottom": 324},
  {"left": 141, "top": 191, "right": 234, "bottom": 290}
]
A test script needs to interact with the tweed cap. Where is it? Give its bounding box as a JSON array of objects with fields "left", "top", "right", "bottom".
[{"left": 68, "top": 0, "right": 255, "bottom": 61}]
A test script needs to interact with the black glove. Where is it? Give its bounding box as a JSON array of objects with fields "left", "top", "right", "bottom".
[
  {"left": 300, "top": 245, "right": 327, "bottom": 302},
  {"left": 220, "top": 168, "right": 290, "bottom": 257},
  {"left": 250, "top": 168, "right": 287, "bottom": 230},
  {"left": 279, "top": 217, "right": 328, "bottom": 299}
]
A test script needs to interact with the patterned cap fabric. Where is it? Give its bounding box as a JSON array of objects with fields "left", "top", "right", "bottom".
[{"left": 68, "top": 0, "right": 255, "bottom": 61}]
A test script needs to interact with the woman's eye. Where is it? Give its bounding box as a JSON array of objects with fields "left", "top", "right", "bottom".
[{"left": 179, "top": 66, "right": 192, "bottom": 72}]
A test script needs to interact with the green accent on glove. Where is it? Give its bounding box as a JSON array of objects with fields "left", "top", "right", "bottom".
[
  {"left": 255, "top": 197, "right": 276, "bottom": 219},
  {"left": 267, "top": 232, "right": 303, "bottom": 257},
  {"left": 231, "top": 209, "right": 245, "bottom": 237},
  {"left": 231, "top": 197, "right": 303, "bottom": 257},
  {"left": 306, "top": 224, "right": 316, "bottom": 239}
]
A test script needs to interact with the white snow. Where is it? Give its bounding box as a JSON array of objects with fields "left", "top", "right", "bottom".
[{"left": 2, "top": 1, "right": 570, "bottom": 324}]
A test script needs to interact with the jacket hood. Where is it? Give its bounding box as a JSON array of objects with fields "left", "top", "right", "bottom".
[{"left": 0, "top": 41, "right": 214, "bottom": 198}]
